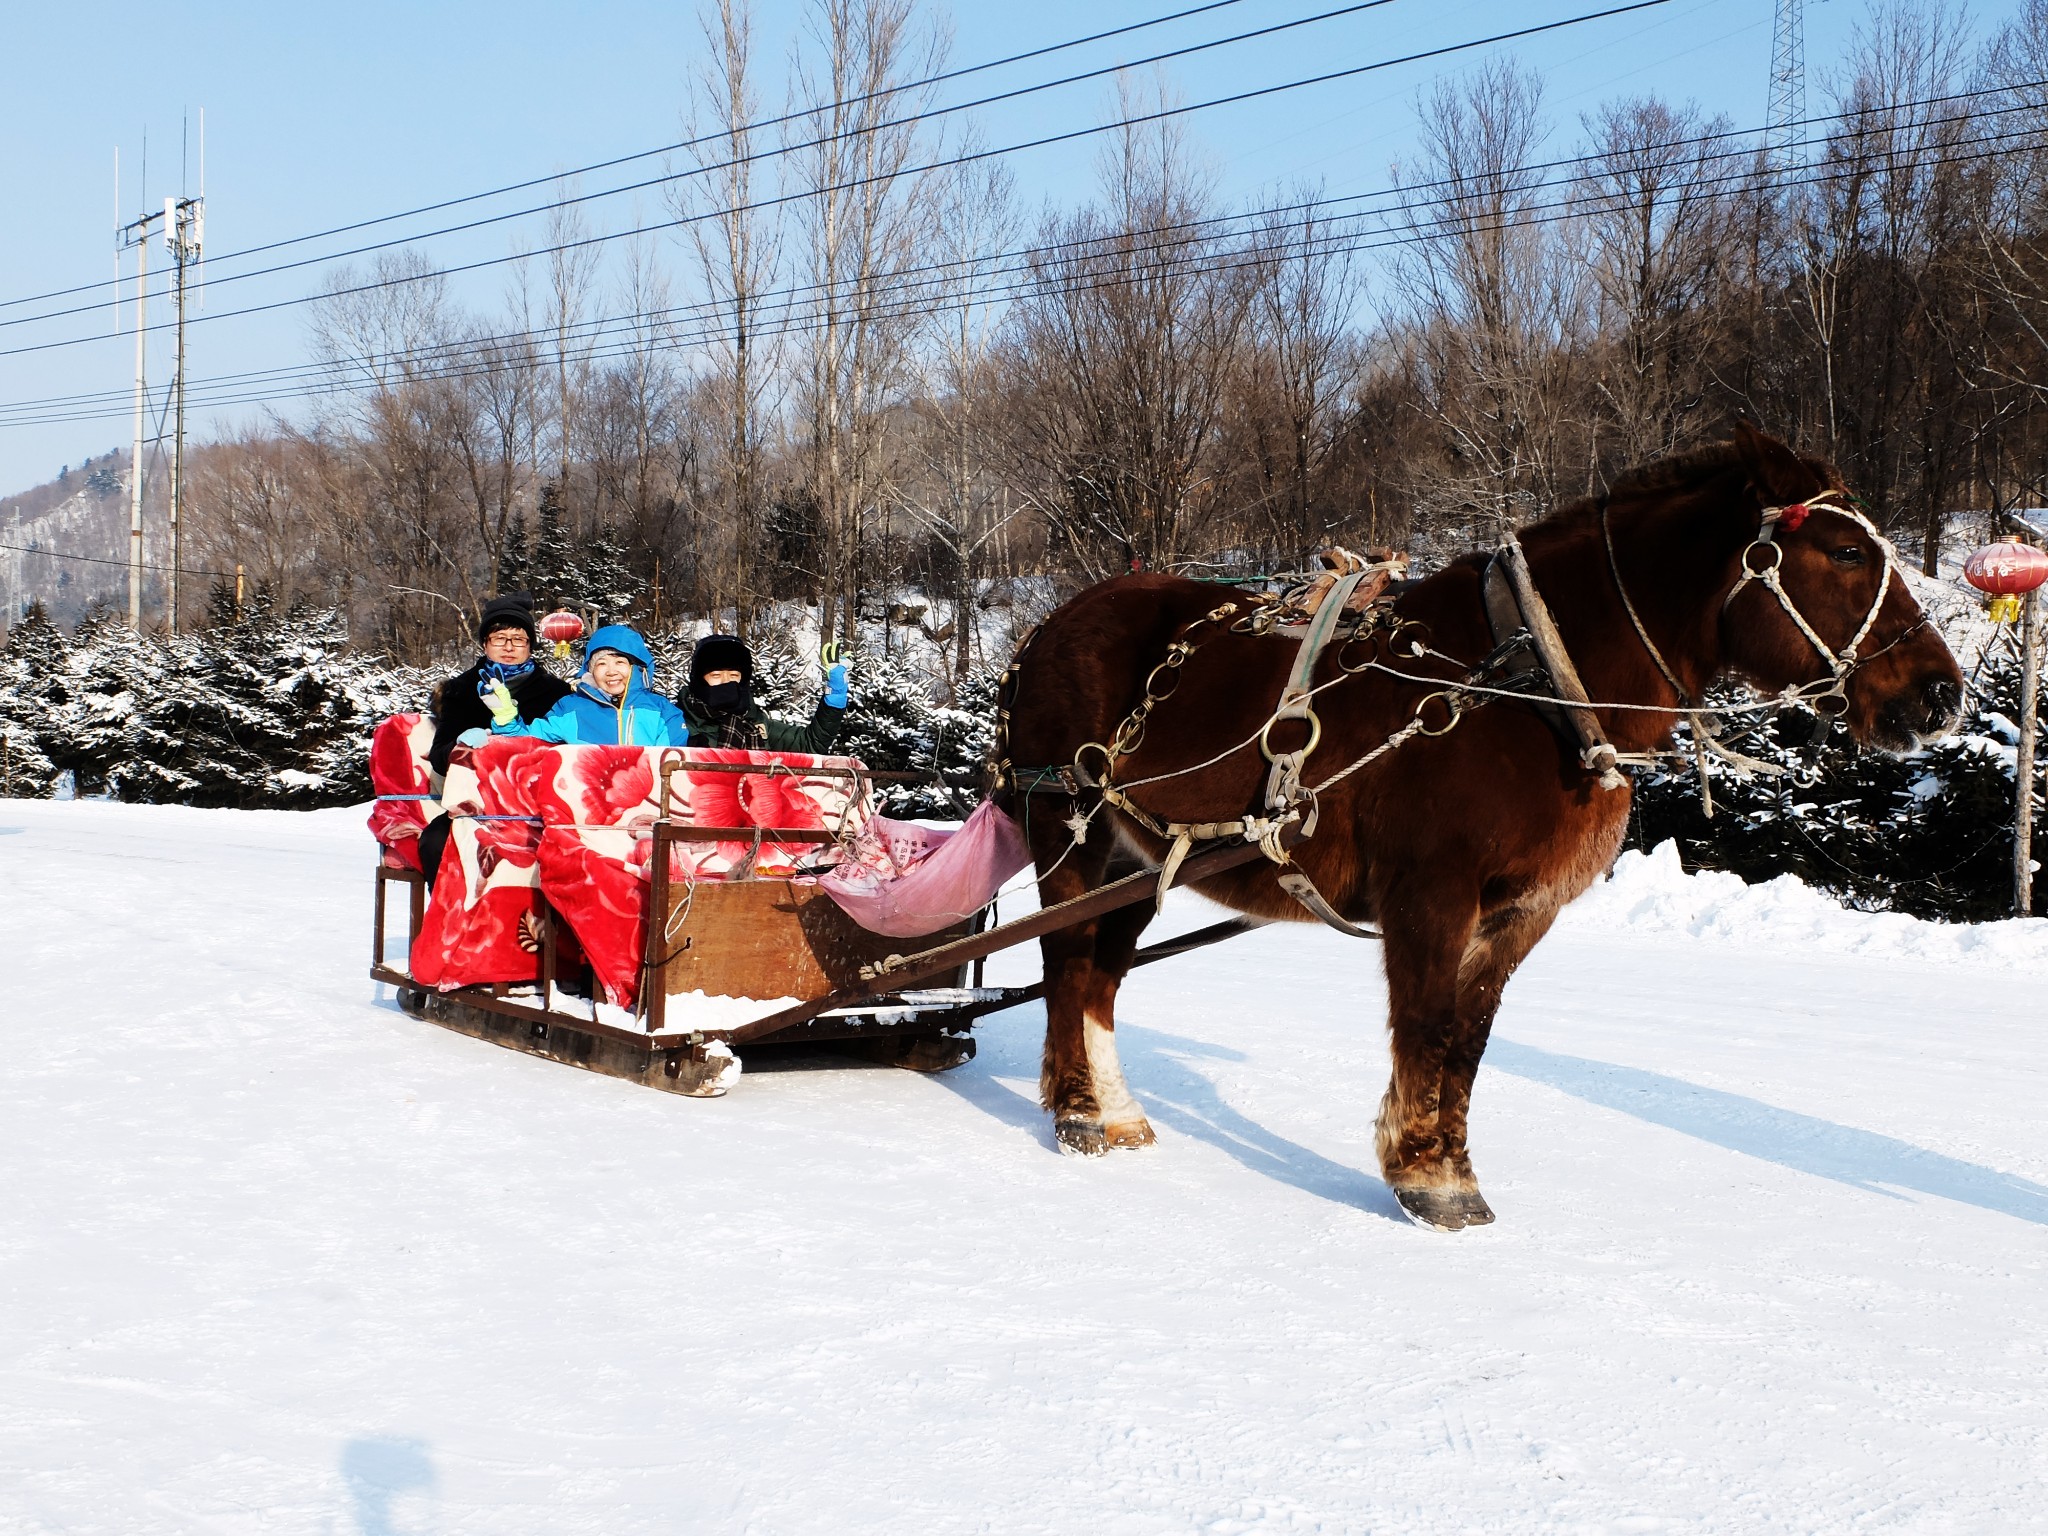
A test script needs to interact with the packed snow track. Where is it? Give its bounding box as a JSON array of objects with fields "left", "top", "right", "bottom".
[{"left": 3, "top": 800, "right": 2044, "bottom": 1534}]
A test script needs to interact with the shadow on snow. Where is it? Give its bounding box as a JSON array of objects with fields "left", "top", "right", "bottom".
[
  {"left": 941, "top": 1005, "right": 1403, "bottom": 1221},
  {"left": 1488, "top": 1038, "right": 2048, "bottom": 1226}
]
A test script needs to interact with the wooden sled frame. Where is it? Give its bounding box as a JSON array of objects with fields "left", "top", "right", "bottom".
[{"left": 370, "top": 768, "right": 1274, "bottom": 1098}]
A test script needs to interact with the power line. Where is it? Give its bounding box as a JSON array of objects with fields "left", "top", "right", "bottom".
[
  {"left": 0, "top": 77, "right": 2029, "bottom": 426},
  {"left": 0, "top": 0, "right": 1668, "bottom": 364},
  {"left": 0, "top": 540, "right": 235, "bottom": 580},
  {"left": 0, "top": 0, "right": 1406, "bottom": 336},
  {"left": 0, "top": 0, "right": 1263, "bottom": 316},
  {"left": 9, "top": 109, "right": 2032, "bottom": 433}
]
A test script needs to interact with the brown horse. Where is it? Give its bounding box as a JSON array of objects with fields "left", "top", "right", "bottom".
[{"left": 996, "top": 424, "right": 1962, "bottom": 1229}]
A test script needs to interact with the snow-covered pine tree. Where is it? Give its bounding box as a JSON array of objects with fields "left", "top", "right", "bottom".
[
  {"left": 531, "top": 485, "right": 572, "bottom": 609},
  {"left": 0, "top": 601, "right": 62, "bottom": 796},
  {"left": 495, "top": 510, "right": 532, "bottom": 596},
  {"left": 562, "top": 524, "right": 640, "bottom": 619},
  {"left": 1626, "top": 662, "right": 2031, "bottom": 921}
]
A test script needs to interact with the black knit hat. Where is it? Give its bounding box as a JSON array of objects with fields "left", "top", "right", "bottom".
[
  {"left": 477, "top": 592, "right": 537, "bottom": 646},
  {"left": 688, "top": 634, "right": 754, "bottom": 693}
]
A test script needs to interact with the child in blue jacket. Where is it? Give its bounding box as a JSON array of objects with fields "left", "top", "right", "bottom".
[{"left": 485, "top": 625, "right": 690, "bottom": 746}]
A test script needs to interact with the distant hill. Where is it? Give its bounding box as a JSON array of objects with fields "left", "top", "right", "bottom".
[{"left": 1, "top": 449, "right": 169, "bottom": 630}]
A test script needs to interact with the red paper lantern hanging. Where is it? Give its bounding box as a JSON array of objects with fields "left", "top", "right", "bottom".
[
  {"left": 538, "top": 609, "right": 586, "bottom": 658},
  {"left": 1964, "top": 540, "right": 2048, "bottom": 597}
]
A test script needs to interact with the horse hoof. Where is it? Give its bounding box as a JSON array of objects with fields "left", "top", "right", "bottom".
[
  {"left": 1055, "top": 1118, "right": 1110, "bottom": 1157},
  {"left": 1102, "top": 1117, "right": 1156, "bottom": 1150},
  {"left": 1393, "top": 1185, "right": 1491, "bottom": 1231}
]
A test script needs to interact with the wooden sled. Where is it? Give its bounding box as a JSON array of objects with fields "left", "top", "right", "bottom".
[{"left": 370, "top": 764, "right": 1273, "bottom": 1099}]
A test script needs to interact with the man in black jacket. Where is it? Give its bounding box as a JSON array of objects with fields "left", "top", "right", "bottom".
[
  {"left": 676, "top": 633, "right": 848, "bottom": 754},
  {"left": 420, "top": 593, "right": 573, "bottom": 883}
]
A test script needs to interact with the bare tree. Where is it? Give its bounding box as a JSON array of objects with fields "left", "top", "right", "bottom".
[
  {"left": 899, "top": 146, "right": 1019, "bottom": 684},
  {"left": 675, "top": 0, "right": 783, "bottom": 632},
  {"left": 787, "top": 0, "right": 946, "bottom": 641},
  {"left": 1221, "top": 191, "right": 1365, "bottom": 562},
  {"left": 1392, "top": 60, "right": 1586, "bottom": 534},
  {"left": 1575, "top": 97, "right": 1736, "bottom": 465},
  {"left": 1005, "top": 85, "right": 1249, "bottom": 579}
]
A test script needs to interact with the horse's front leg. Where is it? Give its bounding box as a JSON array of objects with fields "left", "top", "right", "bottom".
[
  {"left": 1429, "top": 900, "right": 1561, "bottom": 1228},
  {"left": 1039, "top": 891, "right": 1157, "bottom": 1155},
  {"left": 1374, "top": 886, "right": 1482, "bottom": 1230}
]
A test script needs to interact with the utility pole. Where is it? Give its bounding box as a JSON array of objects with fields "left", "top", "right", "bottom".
[
  {"left": 118, "top": 205, "right": 161, "bottom": 629},
  {"left": 165, "top": 193, "right": 203, "bottom": 635}
]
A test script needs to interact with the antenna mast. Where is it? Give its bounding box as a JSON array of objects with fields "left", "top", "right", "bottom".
[{"left": 119, "top": 139, "right": 160, "bottom": 630}]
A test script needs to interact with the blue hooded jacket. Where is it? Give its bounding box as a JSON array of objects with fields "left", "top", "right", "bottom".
[{"left": 492, "top": 625, "right": 691, "bottom": 747}]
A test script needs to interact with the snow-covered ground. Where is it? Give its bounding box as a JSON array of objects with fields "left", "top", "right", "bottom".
[{"left": 3, "top": 800, "right": 2045, "bottom": 1535}]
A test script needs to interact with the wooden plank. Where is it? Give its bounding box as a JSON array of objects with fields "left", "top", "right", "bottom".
[{"left": 658, "top": 879, "right": 970, "bottom": 1001}]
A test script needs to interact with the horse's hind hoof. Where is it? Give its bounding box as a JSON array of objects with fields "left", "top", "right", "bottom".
[
  {"left": 1055, "top": 1118, "right": 1110, "bottom": 1157},
  {"left": 1394, "top": 1186, "right": 1493, "bottom": 1231}
]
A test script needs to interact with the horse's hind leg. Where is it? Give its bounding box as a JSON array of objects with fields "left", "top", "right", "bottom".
[{"left": 1038, "top": 869, "right": 1157, "bottom": 1155}]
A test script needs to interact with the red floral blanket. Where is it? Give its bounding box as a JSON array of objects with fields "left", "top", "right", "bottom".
[
  {"left": 365, "top": 713, "right": 440, "bottom": 871},
  {"left": 409, "top": 738, "right": 871, "bottom": 1007}
]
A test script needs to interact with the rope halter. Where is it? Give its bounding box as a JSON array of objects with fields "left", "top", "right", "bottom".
[{"left": 1720, "top": 489, "right": 1898, "bottom": 714}]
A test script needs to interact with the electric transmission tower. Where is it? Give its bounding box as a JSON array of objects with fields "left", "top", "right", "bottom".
[{"left": 1767, "top": 0, "right": 1808, "bottom": 174}]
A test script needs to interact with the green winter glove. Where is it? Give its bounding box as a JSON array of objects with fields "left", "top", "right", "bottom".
[
  {"left": 819, "top": 638, "right": 846, "bottom": 667},
  {"left": 483, "top": 679, "right": 518, "bottom": 727}
]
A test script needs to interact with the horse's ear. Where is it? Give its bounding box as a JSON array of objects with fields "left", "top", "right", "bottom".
[{"left": 1731, "top": 419, "right": 1822, "bottom": 506}]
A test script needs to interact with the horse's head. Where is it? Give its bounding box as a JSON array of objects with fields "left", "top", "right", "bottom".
[{"left": 1719, "top": 423, "right": 1962, "bottom": 752}]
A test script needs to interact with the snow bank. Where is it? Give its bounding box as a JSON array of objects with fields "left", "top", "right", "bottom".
[{"left": 1565, "top": 838, "right": 2048, "bottom": 970}]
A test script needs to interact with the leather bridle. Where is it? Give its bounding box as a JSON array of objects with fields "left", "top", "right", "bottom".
[{"left": 1719, "top": 489, "right": 1899, "bottom": 715}]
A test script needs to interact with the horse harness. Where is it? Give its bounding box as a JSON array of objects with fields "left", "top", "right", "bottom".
[{"left": 995, "top": 492, "right": 1914, "bottom": 936}]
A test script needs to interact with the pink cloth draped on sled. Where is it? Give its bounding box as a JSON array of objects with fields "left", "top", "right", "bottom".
[{"left": 818, "top": 801, "right": 1031, "bottom": 938}]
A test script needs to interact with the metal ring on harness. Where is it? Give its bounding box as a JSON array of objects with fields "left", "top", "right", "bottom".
[
  {"left": 1413, "top": 690, "right": 1464, "bottom": 736},
  {"left": 1740, "top": 539, "right": 1784, "bottom": 577},
  {"left": 1258, "top": 704, "right": 1323, "bottom": 763}
]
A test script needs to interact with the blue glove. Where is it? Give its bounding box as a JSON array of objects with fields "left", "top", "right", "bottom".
[
  {"left": 456, "top": 727, "right": 491, "bottom": 748},
  {"left": 819, "top": 641, "right": 850, "bottom": 708}
]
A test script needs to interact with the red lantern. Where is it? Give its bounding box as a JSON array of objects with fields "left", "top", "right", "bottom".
[
  {"left": 1965, "top": 541, "right": 2048, "bottom": 597},
  {"left": 538, "top": 609, "right": 585, "bottom": 658}
]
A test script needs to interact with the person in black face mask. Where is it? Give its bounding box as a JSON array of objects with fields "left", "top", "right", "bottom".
[{"left": 677, "top": 633, "right": 849, "bottom": 753}]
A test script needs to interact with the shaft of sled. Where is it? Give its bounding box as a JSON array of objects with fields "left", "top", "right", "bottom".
[{"left": 721, "top": 838, "right": 1279, "bottom": 1045}]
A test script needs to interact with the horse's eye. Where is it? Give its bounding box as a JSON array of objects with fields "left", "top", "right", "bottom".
[{"left": 1829, "top": 546, "right": 1866, "bottom": 567}]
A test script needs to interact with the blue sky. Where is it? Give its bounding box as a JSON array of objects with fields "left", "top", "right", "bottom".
[{"left": 0, "top": 0, "right": 2015, "bottom": 493}]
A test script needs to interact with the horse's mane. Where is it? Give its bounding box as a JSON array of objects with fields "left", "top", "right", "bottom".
[{"left": 1538, "top": 436, "right": 1839, "bottom": 533}]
